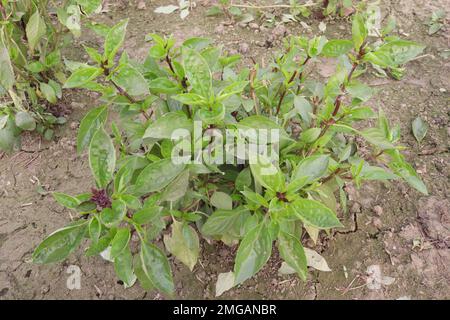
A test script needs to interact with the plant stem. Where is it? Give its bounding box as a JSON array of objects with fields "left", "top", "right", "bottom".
[
  {"left": 165, "top": 53, "right": 192, "bottom": 118},
  {"left": 306, "top": 47, "right": 365, "bottom": 156},
  {"left": 249, "top": 68, "right": 260, "bottom": 115},
  {"left": 275, "top": 55, "right": 310, "bottom": 116}
]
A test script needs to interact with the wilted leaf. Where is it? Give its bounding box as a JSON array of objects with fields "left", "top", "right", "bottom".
[
  {"left": 304, "top": 247, "right": 331, "bottom": 272},
  {"left": 215, "top": 271, "right": 235, "bottom": 297},
  {"left": 154, "top": 5, "right": 179, "bottom": 14},
  {"left": 412, "top": 116, "right": 428, "bottom": 143},
  {"left": 164, "top": 220, "right": 199, "bottom": 271}
]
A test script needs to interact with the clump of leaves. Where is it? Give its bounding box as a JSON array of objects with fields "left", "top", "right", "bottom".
[
  {"left": 0, "top": 0, "right": 100, "bottom": 152},
  {"left": 154, "top": 0, "right": 194, "bottom": 20},
  {"left": 426, "top": 9, "right": 446, "bottom": 35},
  {"left": 33, "top": 7, "right": 427, "bottom": 297},
  {"left": 206, "top": 0, "right": 357, "bottom": 26}
]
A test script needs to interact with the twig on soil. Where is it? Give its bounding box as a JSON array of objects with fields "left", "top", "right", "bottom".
[
  {"left": 336, "top": 275, "right": 366, "bottom": 295},
  {"left": 20, "top": 203, "right": 33, "bottom": 207}
]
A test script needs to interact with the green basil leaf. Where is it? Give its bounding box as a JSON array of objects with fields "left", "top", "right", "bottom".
[
  {"left": 0, "top": 40, "right": 15, "bottom": 89},
  {"left": 40, "top": 82, "right": 57, "bottom": 104},
  {"left": 15, "top": 112, "right": 36, "bottom": 131},
  {"left": 132, "top": 206, "right": 163, "bottom": 225},
  {"left": 291, "top": 198, "right": 343, "bottom": 229},
  {"left": 133, "top": 254, "right": 154, "bottom": 290},
  {"left": 114, "top": 245, "right": 136, "bottom": 287},
  {"left": 210, "top": 191, "right": 233, "bottom": 210},
  {"left": 321, "top": 39, "right": 353, "bottom": 57},
  {"left": 53, "top": 192, "right": 81, "bottom": 209},
  {"left": 250, "top": 155, "right": 285, "bottom": 192},
  {"left": 77, "top": 105, "right": 108, "bottom": 154},
  {"left": 26, "top": 10, "right": 46, "bottom": 52},
  {"left": 133, "top": 159, "right": 185, "bottom": 195},
  {"left": 140, "top": 241, "right": 174, "bottom": 296},
  {"left": 143, "top": 112, "right": 192, "bottom": 140},
  {"left": 160, "top": 169, "right": 190, "bottom": 202},
  {"left": 112, "top": 64, "right": 149, "bottom": 96},
  {"left": 88, "top": 216, "right": 101, "bottom": 243},
  {"left": 101, "top": 199, "right": 126, "bottom": 227},
  {"left": 352, "top": 13, "right": 367, "bottom": 50},
  {"left": 89, "top": 127, "right": 116, "bottom": 188},
  {"left": 292, "top": 155, "right": 329, "bottom": 184},
  {"left": 32, "top": 220, "right": 88, "bottom": 264},
  {"left": 182, "top": 46, "right": 213, "bottom": 99},
  {"left": 64, "top": 66, "right": 103, "bottom": 88},
  {"left": 104, "top": 19, "right": 129, "bottom": 62},
  {"left": 234, "top": 222, "right": 272, "bottom": 285},
  {"left": 110, "top": 228, "right": 131, "bottom": 259},
  {"left": 172, "top": 93, "right": 207, "bottom": 106},
  {"left": 277, "top": 231, "right": 307, "bottom": 281},
  {"left": 202, "top": 207, "right": 249, "bottom": 236},
  {"left": 241, "top": 187, "right": 269, "bottom": 208}
]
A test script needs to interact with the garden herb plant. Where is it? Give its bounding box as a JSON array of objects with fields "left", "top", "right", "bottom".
[
  {"left": 32, "top": 6, "right": 428, "bottom": 296},
  {"left": 0, "top": 0, "right": 100, "bottom": 151}
]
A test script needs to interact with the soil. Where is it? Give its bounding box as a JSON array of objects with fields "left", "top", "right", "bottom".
[{"left": 0, "top": 0, "right": 449, "bottom": 300}]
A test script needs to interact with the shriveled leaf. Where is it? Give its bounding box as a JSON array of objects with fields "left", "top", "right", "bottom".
[
  {"left": 215, "top": 271, "right": 235, "bottom": 297},
  {"left": 163, "top": 220, "right": 199, "bottom": 271},
  {"left": 412, "top": 116, "right": 428, "bottom": 143},
  {"left": 154, "top": 5, "right": 179, "bottom": 14},
  {"left": 304, "top": 247, "right": 332, "bottom": 272}
]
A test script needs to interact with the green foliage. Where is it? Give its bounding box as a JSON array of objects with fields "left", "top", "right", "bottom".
[
  {"left": 0, "top": 0, "right": 99, "bottom": 151},
  {"left": 33, "top": 7, "right": 427, "bottom": 297}
]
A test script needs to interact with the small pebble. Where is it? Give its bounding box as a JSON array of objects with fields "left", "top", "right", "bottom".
[
  {"left": 238, "top": 42, "right": 250, "bottom": 54},
  {"left": 373, "top": 205, "right": 383, "bottom": 216},
  {"left": 69, "top": 121, "right": 79, "bottom": 130}
]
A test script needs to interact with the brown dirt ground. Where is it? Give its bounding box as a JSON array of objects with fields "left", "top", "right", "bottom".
[{"left": 0, "top": 0, "right": 449, "bottom": 300}]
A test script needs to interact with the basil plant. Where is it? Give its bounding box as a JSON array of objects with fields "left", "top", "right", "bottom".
[
  {"left": 0, "top": 0, "right": 101, "bottom": 151},
  {"left": 33, "top": 7, "right": 427, "bottom": 297}
]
